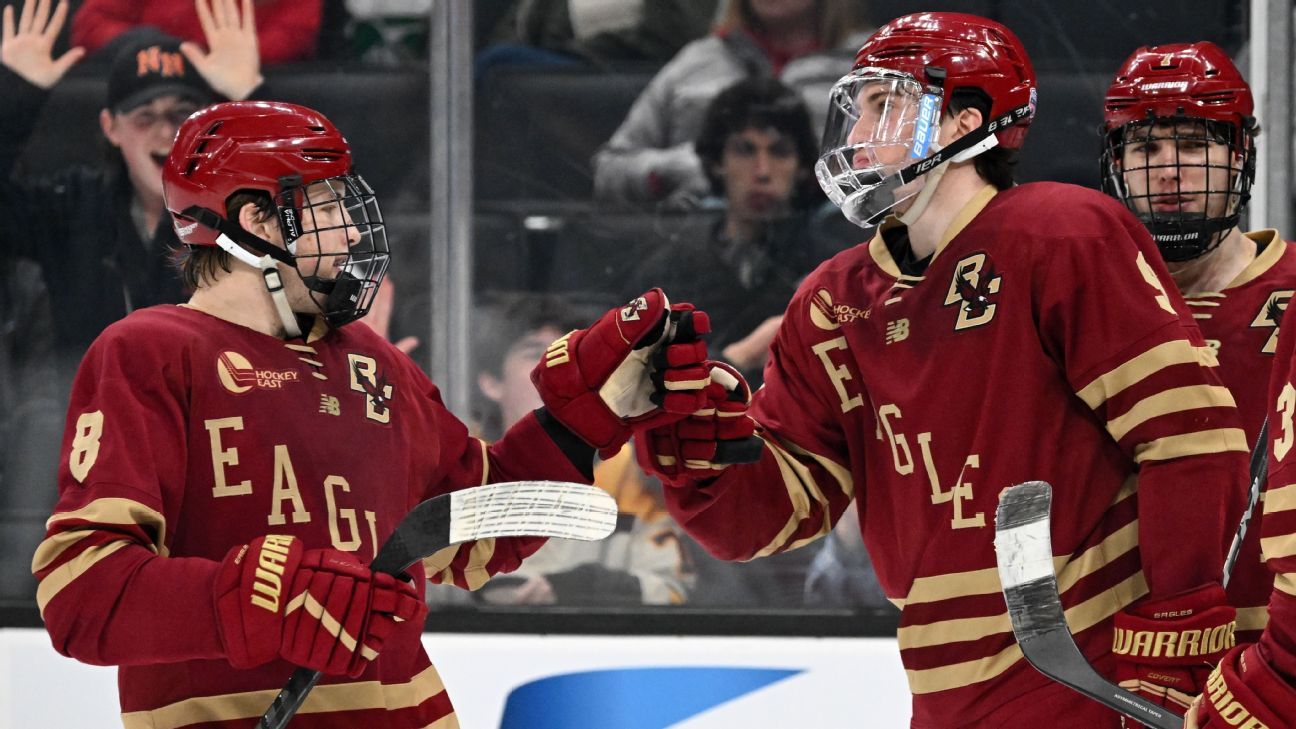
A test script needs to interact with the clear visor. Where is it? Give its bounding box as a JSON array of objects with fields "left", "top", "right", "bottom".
[{"left": 815, "top": 68, "right": 944, "bottom": 227}]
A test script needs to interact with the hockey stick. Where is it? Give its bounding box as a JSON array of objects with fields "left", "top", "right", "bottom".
[
  {"left": 994, "top": 481, "right": 1183, "bottom": 729},
  {"left": 258, "top": 480, "right": 619, "bottom": 729},
  {"left": 1223, "top": 418, "right": 1269, "bottom": 588}
]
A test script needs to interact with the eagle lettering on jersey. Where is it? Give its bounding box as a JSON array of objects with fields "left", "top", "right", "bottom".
[
  {"left": 943, "top": 253, "right": 1001, "bottom": 331},
  {"left": 1249, "top": 289, "right": 1294, "bottom": 354},
  {"left": 876, "top": 403, "right": 985, "bottom": 529},
  {"left": 348, "top": 354, "right": 394, "bottom": 424}
]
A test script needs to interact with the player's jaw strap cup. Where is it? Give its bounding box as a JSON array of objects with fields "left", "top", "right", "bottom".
[{"left": 815, "top": 66, "right": 1032, "bottom": 227}]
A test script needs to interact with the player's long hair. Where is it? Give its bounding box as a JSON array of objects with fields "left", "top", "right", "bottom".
[
  {"left": 171, "top": 192, "right": 275, "bottom": 290},
  {"left": 948, "top": 88, "right": 1019, "bottom": 191}
]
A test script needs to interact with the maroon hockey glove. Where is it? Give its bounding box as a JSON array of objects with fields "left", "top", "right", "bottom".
[
  {"left": 1113, "top": 584, "right": 1236, "bottom": 724},
  {"left": 213, "top": 535, "right": 426, "bottom": 677},
  {"left": 635, "top": 361, "right": 764, "bottom": 487},
  {"left": 1190, "top": 644, "right": 1296, "bottom": 729},
  {"left": 532, "top": 289, "right": 712, "bottom": 457}
]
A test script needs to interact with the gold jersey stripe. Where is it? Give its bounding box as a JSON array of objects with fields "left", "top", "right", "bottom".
[
  {"left": 42, "top": 497, "right": 168, "bottom": 558},
  {"left": 1263, "top": 483, "right": 1296, "bottom": 515},
  {"left": 1230, "top": 229, "right": 1284, "bottom": 288},
  {"left": 461, "top": 539, "right": 498, "bottom": 590},
  {"left": 1133, "top": 428, "right": 1248, "bottom": 464},
  {"left": 1184, "top": 301, "right": 1222, "bottom": 307},
  {"left": 752, "top": 436, "right": 835, "bottom": 559},
  {"left": 1236, "top": 606, "right": 1270, "bottom": 633},
  {"left": 422, "top": 545, "right": 459, "bottom": 583},
  {"left": 1261, "top": 531, "right": 1296, "bottom": 561},
  {"left": 36, "top": 539, "right": 130, "bottom": 617},
  {"left": 784, "top": 440, "right": 855, "bottom": 501},
  {"left": 897, "top": 521, "right": 1139, "bottom": 649},
  {"left": 121, "top": 663, "right": 449, "bottom": 729},
  {"left": 902, "top": 480, "right": 1137, "bottom": 606},
  {"left": 906, "top": 572, "right": 1147, "bottom": 694},
  {"left": 478, "top": 440, "right": 490, "bottom": 485},
  {"left": 1105, "top": 386, "right": 1236, "bottom": 441},
  {"left": 1276, "top": 572, "right": 1296, "bottom": 598},
  {"left": 1077, "top": 340, "right": 1218, "bottom": 410}
]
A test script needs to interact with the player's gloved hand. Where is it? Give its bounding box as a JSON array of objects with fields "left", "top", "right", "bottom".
[
  {"left": 1113, "top": 584, "right": 1236, "bottom": 724},
  {"left": 213, "top": 535, "right": 426, "bottom": 677},
  {"left": 531, "top": 288, "right": 711, "bottom": 458},
  {"left": 635, "top": 360, "right": 765, "bottom": 486},
  {"left": 1187, "top": 643, "right": 1295, "bottom": 728}
]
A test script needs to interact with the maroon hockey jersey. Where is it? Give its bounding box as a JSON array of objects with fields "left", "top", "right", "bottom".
[
  {"left": 33, "top": 305, "right": 588, "bottom": 728},
  {"left": 1259, "top": 301, "right": 1296, "bottom": 688},
  {"left": 1186, "top": 230, "right": 1296, "bottom": 643},
  {"left": 664, "top": 183, "right": 1249, "bottom": 727}
]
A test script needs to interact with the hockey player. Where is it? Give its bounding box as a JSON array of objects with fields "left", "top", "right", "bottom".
[
  {"left": 1101, "top": 42, "right": 1296, "bottom": 648},
  {"left": 632, "top": 13, "right": 1249, "bottom": 728},
  {"left": 1184, "top": 304, "right": 1296, "bottom": 728},
  {"left": 31, "top": 100, "right": 710, "bottom": 727}
]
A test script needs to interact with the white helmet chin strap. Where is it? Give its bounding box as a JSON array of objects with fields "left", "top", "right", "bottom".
[
  {"left": 215, "top": 233, "right": 303, "bottom": 339},
  {"left": 895, "top": 133, "right": 1000, "bottom": 227}
]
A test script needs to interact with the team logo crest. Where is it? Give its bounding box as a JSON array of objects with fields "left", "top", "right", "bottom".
[
  {"left": 1250, "top": 289, "right": 1294, "bottom": 354},
  {"left": 216, "top": 351, "right": 301, "bottom": 394},
  {"left": 349, "top": 354, "right": 395, "bottom": 424},
  {"left": 944, "top": 253, "right": 1002, "bottom": 331},
  {"left": 621, "top": 296, "right": 648, "bottom": 322},
  {"left": 809, "top": 288, "right": 870, "bottom": 331}
]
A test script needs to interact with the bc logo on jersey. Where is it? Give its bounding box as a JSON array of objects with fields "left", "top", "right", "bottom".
[
  {"left": 943, "top": 253, "right": 1002, "bottom": 331},
  {"left": 349, "top": 354, "right": 395, "bottom": 424},
  {"left": 1250, "top": 289, "right": 1294, "bottom": 354}
]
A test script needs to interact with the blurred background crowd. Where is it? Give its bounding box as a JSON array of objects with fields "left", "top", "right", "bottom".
[{"left": 0, "top": 0, "right": 1255, "bottom": 631}]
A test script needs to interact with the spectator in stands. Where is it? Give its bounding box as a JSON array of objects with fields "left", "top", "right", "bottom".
[
  {"left": 438, "top": 293, "right": 697, "bottom": 607},
  {"left": 71, "top": 0, "right": 321, "bottom": 65},
  {"left": 592, "top": 0, "right": 870, "bottom": 207},
  {"left": 476, "top": 0, "right": 719, "bottom": 74},
  {"left": 625, "top": 77, "right": 855, "bottom": 385},
  {"left": 1, "top": 0, "right": 265, "bottom": 362}
]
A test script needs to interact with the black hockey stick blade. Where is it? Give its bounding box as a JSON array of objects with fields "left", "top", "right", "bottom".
[
  {"left": 1224, "top": 418, "right": 1269, "bottom": 588},
  {"left": 259, "top": 480, "right": 618, "bottom": 729},
  {"left": 994, "top": 481, "right": 1183, "bottom": 729}
]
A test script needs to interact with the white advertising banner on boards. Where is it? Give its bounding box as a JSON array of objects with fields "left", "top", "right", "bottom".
[{"left": 0, "top": 629, "right": 910, "bottom": 727}]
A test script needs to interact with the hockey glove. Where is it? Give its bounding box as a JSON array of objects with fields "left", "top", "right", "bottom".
[
  {"left": 1188, "top": 643, "right": 1295, "bottom": 729},
  {"left": 1113, "top": 584, "right": 1236, "bottom": 723},
  {"left": 635, "top": 361, "right": 765, "bottom": 487},
  {"left": 213, "top": 535, "right": 426, "bottom": 677},
  {"left": 532, "top": 288, "right": 711, "bottom": 457}
]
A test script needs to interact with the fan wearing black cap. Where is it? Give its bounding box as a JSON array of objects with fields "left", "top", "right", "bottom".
[{"left": 0, "top": 0, "right": 264, "bottom": 358}]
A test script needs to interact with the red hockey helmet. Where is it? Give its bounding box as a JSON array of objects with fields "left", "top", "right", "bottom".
[
  {"left": 163, "top": 101, "right": 389, "bottom": 328},
  {"left": 817, "top": 13, "right": 1037, "bottom": 227},
  {"left": 1100, "top": 42, "right": 1257, "bottom": 261},
  {"left": 852, "top": 12, "right": 1036, "bottom": 149}
]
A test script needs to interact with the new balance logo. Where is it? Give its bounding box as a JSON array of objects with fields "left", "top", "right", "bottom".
[{"left": 885, "top": 319, "right": 910, "bottom": 344}]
